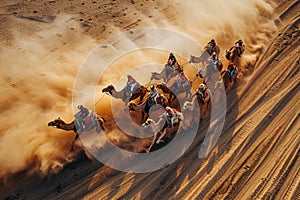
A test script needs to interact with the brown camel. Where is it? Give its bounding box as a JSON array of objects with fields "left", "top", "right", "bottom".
[
  {"left": 225, "top": 47, "right": 241, "bottom": 67},
  {"left": 141, "top": 113, "right": 183, "bottom": 153},
  {"left": 102, "top": 84, "right": 148, "bottom": 105},
  {"left": 150, "top": 63, "right": 183, "bottom": 83},
  {"left": 183, "top": 91, "right": 211, "bottom": 121},
  {"left": 128, "top": 93, "right": 169, "bottom": 124},
  {"left": 48, "top": 116, "right": 105, "bottom": 151},
  {"left": 190, "top": 44, "right": 221, "bottom": 67},
  {"left": 215, "top": 66, "right": 239, "bottom": 90}
]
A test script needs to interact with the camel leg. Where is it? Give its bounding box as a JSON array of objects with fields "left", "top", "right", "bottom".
[
  {"left": 71, "top": 133, "right": 79, "bottom": 152},
  {"left": 141, "top": 111, "right": 149, "bottom": 124},
  {"left": 147, "top": 132, "right": 158, "bottom": 153},
  {"left": 141, "top": 111, "right": 147, "bottom": 124},
  {"left": 203, "top": 101, "right": 209, "bottom": 117},
  {"left": 170, "top": 93, "right": 175, "bottom": 103},
  {"left": 156, "top": 129, "right": 167, "bottom": 144},
  {"left": 206, "top": 100, "right": 211, "bottom": 114},
  {"left": 156, "top": 123, "right": 168, "bottom": 144},
  {"left": 141, "top": 111, "right": 144, "bottom": 124},
  {"left": 186, "top": 91, "right": 192, "bottom": 99},
  {"left": 234, "top": 73, "right": 238, "bottom": 84},
  {"left": 124, "top": 103, "right": 130, "bottom": 112}
]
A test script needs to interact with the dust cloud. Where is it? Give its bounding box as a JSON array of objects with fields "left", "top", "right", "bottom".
[
  {"left": 0, "top": 0, "right": 275, "bottom": 180},
  {"left": 0, "top": 15, "right": 96, "bottom": 180},
  {"left": 146, "top": 0, "right": 275, "bottom": 70}
]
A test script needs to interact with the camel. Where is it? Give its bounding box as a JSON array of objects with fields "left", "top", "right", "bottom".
[
  {"left": 215, "top": 66, "right": 239, "bottom": 90},
  {"left": 205, "top": 44, "right": 221, "bottom": 57},
  {"left": 183, "top": 91, "right": 211, "bottom": 121},
  {"left": 48, "top": 116, "right": 105, "bottom": 151},
  {"left": 182, "top": 96, "right": 200, "bottom": 128},
  {"left": 128, "top": 93, "right": 169, "bottom": 123},
  {"left": 141, "top": 113, "right": 183, "bottom": 153},
  {"left": 150, "top": 63, "right": 183, "bottom": 83},
  {"left": 141, "top": 118, "right": 166, "bottom": 153},
  {"left": 169, "top": 79, "right": 193, "bottom": 99},
  {"left": 196, "top": 61, "right": 223, "bottom": 86},
  {"left": 102, "top": 84, "right": 148, "bottom": 105},
  {"left": 225, "top": 47, "right": 241, "bottom": 67},
  {"left": 196, "top": 61, "right": 223, "bottom": 75},
  {"left": 150, "top": 71, "right": 169, "bottom": 83},
  {"left": 190, "top": 45, "right": 220, "bottom": 66},
  {"left": 210, "top": 60, "right": 223, "bottom": 72}
]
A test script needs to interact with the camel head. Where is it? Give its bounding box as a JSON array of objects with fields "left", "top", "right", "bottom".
[
  {"left": 141, "top": 118, "right": 155, "bottom": 128},
  {"left": 150, "top": 72, "right": 159, "bottom": 80},
  {"left": 102, "top": 85, "right": 114, "bottom": 95},
  {"left": 189, "top": 55, "right": 194, "bottom": 63},
  {"left": 48, "top": 117, "right": 63, "bottom": 127},
  {"left": 190, "top": 54, "right": 203, "bottom": 64},
  {"left": 183, "top": 101, "right": 193, "bottom": 111}
]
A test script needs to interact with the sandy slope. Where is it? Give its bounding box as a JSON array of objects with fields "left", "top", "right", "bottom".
[{"left": 0, "top": 0, "right": 299, "bottom": 199}]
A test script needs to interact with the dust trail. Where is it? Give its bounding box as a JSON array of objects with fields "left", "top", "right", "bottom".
[
  {"left": 0, "top": 0, "right": 276, "bottom": 180},
  {"left": 87, "top": 0, "right": 276, "bottom": 168},
  {"left": 132, "top": 0, "right": 276, "bottom": 71},
  {"left": 0, "top": 15, "right": 96, "bottom": 180}
]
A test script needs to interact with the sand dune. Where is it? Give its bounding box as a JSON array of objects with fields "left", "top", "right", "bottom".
[{"left": 0, "top": 0, "right": 299, "bottom": 199}]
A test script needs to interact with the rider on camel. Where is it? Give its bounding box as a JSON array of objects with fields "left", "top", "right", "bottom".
[
  {"left": 226, "top": 63, "right": 236, "bottom": 82},
  {"left": 166, "top": 52, "right": 177, "bottom": 68},
  {"left": 165, "top": 53, "right": 181, "bottom": 79},
  {"left": 160, "top": 106, "right": 182, "bottom": 128},
  {"left": 206, "top": 39, "right": 218, "bottom": 55},
  {"left": 208, "top": 52, "right": 219, "bottom": 71},
  {"left": 232, "top": 39, "right": 245, "bottom": 57},
  {"left": 76, "top": 105, "right": 92, "bottom": 130},
  {"left": 147, "top": 85, "right": 162, "bottom": 106},
  {"left": 194, "top": 83, "right": 211, "bottom": 103},
  {"left": 125, "top": 74, "right": 138, "bottom": 97}
]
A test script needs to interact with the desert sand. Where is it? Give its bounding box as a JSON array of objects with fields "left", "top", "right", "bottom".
[{"left": 0, "top": 0, "right": 299, "bottom": 199}]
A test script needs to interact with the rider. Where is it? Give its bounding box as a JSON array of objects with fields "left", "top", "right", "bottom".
[
  {"left": 176, "top": 72, "right": 189, "bottom": 89},
  {"left": 206, "top": 39, "right": 218, "bottom": 54},
  {"left": 165, "top": 53, "right": 181, "bottom": 80},
  {"left": 160, "top": 106, "right": 182, "bottom": 128},
  {"left": 226, "top": 63, "right": 236, "bottom": 82},
  {"left": 148, "top": 84, "right": 162, "bottom": 104},
  {"left": 208, "top": 52, "right": 219, "bottom": 71},
  {"left": 76, "top": 105, "right": 91, "bottom": 130},
  {"left": 125, "top": 74, "right": 138, "bottom": 96},
  {"left": 166, "top": 52, "right": 178, "bottom": 68},
  {"left": 234, "top": 39, "right": 245, "bottom": 57},
  {"left": 194, "top": 83, "right": 211, "bottom": 103}
]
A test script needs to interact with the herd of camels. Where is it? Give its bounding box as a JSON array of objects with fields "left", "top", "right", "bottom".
[{"left": 48, "top": 40, "right": 242, "bottom": 152}]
